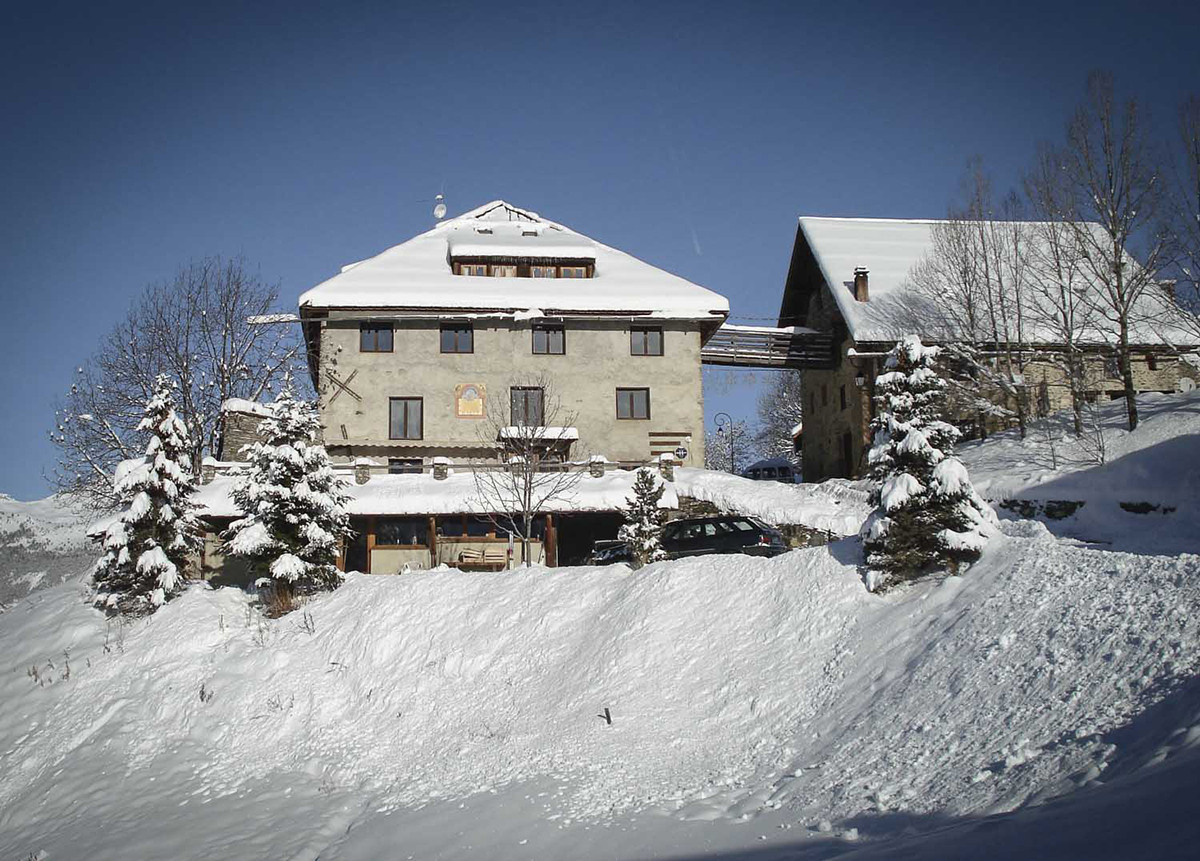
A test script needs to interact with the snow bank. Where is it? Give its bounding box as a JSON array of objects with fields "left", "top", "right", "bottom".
[
  {"left": 0, "top": 494, "right": 93, "bottom": 605},
  {"left": 2, "top": 526, "right": 1199, "bottom": 858},
  {"left": 673, "top": 467, "right": 872, "bottom": 535},
  {"left": 957, "top": 392, "right": 1200, "bottom": 553}
]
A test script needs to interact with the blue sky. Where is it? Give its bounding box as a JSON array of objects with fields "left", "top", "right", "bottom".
[{"left": 2, "top": 0, "right": 1197, "bottom": 499}]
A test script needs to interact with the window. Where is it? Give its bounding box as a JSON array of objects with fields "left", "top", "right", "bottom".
[
  {"left": 375, "top": 517, "right": 428, "bottom": 547},
  {"left": 510, "top": 387, "right": 545, "bottom": 426},
  {"left": 490, "top": 264, "right": 517, "bottom": 277},
  {"left": 839, "top": 385, "right": 847, "bottom": 411},
  {"left": 616, "top": 387, "right": 650, "bottom": 420},
  {"left": 822, "top": 384, "right": 828, "bottom": 406},
  {"left": 532, "top": 323, "right": 565, "bottom": 355},
  {"left": 560, "top": 266, "right": 587, "bottom": 279},
  {"left": 630, "top": 326, "right": 663, "bottom": 356},
  {"left": 360, "top": 323, "right": 393, "bottom": 352},
  {"left": 531, "top": 265, "right": 558, "bottom": 278},
  {"left": 810, "top": 392, "right": 815, "bottom": 413},
  {"left": 440, "top": 323, "right": 473, "bottom": 353},
  {"left": 388, "top": 458, "right": 422, "bottom": 474},
  {"left": 389, "top": 398, "right": 423, "bottom": 440},
  {"left": 457, "top": 263, "right": 488, "bottom": 276},
  {"left": 1146, "top": 353, "right": 1158, "bottom": 371}
]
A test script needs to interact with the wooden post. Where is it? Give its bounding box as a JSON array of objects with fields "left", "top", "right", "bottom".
[
  {"left": 365, "top": 516, "right": 376, "bottom": 575},
  {"left": 545, "top": 514, "right": 557, "bottom": 568},
  {"left": 427, "top": 516, "right": 437, "bottom": 568}
]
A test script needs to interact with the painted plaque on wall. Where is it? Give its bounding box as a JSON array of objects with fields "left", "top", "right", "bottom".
[{"left": 455, "top": 383, "right": 486, "bottom": 418}]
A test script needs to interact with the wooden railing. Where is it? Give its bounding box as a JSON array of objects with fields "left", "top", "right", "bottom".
[{"left": 702, "top": 324, "right": 836, "bottom": 369}]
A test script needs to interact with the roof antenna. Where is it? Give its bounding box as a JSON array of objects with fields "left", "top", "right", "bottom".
[{"left": 432, "top": 193, "right": 447, "bottom": 221}]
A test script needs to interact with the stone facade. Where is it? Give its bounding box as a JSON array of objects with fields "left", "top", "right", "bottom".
[{"left": 315, "top": 314, "right": 706, "bottom": 469}]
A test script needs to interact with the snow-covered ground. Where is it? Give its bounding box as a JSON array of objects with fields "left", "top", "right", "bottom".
[
  {"left": 3, "top": 394, "right": 1200, "bottom": 859},
  {"left": 2, "top": 518, "right": 1199, "bottom": 859},
  {"left": 959, "top": 391, "right": 1200, "bottom": 554},
  {"left": 674, "top": 467, "right": 872, "bottom": 536},
  {"left": 0, "top": 493, "right": 93, "bottom": 605}
]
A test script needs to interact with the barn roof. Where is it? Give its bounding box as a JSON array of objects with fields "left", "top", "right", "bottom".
[{"left": 781, "top": 216, "right": 1196, "bottom": 347}]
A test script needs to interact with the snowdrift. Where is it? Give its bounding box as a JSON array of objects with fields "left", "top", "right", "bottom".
[
  {"left": 958, "top": 391, "right": 1200, "bottom": 554},
  {"left": 0, "top": 493, "right": 93, "bottom": 604},
  {"left": 673, "top": 467, "right": 872, "bottom": 536},
  {"left": 3, "top": 522, "right": 1199, "bottom": 859}
]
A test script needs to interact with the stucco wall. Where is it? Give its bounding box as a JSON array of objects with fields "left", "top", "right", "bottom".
[{"left": 316, "top": 315, "right": 705, "bottom": 466}]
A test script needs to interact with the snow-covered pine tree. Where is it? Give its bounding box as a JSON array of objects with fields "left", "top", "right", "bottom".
[
  {"left": 223, "top": 385, "right": 351, "bottom": 603},
  {"left": 618, "top": 468, "right": 668, "bottom": 569},
  {"left": 92, "top": 375, "right": 203, "bottom": 615},
  {"left": 860, "top": 336, "right": 997, "bottom": 590}
]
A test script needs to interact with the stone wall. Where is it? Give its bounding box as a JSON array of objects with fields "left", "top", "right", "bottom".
[{"left": 316, "top": 315, "right": 706, "bottom": 467}]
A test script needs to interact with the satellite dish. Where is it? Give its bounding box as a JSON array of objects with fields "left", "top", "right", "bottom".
[
  {"left": 1178, "top": 376, "right": 1196, "bottom": 393},
  {"left": 432, "top": 193, "right": 447, "bottom": 220}
]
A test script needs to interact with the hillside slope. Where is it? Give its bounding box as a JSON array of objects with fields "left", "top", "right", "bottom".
[
  {"left": 0, "top": 494, "right": 93, "bottom": 605},
  {"left": 2, "top": 519, "right": 1198, "bottom": 860}
]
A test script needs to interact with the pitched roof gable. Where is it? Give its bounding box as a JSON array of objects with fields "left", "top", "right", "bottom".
[
  {"left": 299, "top": 200, "right": 729, "bottom": 321},
  {"left": 784, "top": 216, "right": 1195, "bottom": 347}
]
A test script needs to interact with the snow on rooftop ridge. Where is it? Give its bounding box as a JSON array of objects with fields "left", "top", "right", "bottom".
[
  {"left": 222, "top": 398, "right": 275, "bottom": 417},
  {"left": 299, "top": 200, "right": 730, "bottom": 318},
  {"left": 795, "top": 216, "right": 1190, "bottom": 346}
]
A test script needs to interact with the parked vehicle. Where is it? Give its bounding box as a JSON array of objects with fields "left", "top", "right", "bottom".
[
  {"left": 586, "top": 539, "right": 631, "bottom": 565},
  {"left": 741, "top": 457, "right": 799, "bottom": 483},
  {"left": 587, "top": 516, "right": 789, "bottom": 564},
  {"left": 661, "top": 516, "right": 789, "bottom": 558}
]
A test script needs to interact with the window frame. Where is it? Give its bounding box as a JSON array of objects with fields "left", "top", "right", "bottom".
[
  {"left": 530, "top": 265, "right": 559, "bottom": 279},
  {"left": 456, "top": 263, "right": 489, "bottom": 276},
  {"left": 616, "top": 387, "right": 651, "bottom": 420},
  {"left": 440, "top": 323, "right": 474, "bottom": 354},
  {"left": 388, "top": 397, "right": 424, "bottom": 440},
  {"left": 630, "top": 325, "right": 664, "bottom": 356},
  {"left": 532, "top": 323, "right": 566, "bottom": 355},
  {"left": 510, "top": 386, "right": 545, "bottom": 427},
  {"left": 359, "top": 322, "right": 394, "bottom": 353}
]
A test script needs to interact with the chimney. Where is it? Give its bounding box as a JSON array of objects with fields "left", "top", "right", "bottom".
[{"left": 853, "top": 267, "right": 869, "bottom": 302}]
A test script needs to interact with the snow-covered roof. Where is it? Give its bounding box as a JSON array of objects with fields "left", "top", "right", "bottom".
[
  {"left": 299, "top": 201, "right": 729, "bottom": 321},
  {"left": 497, "top": 426, "right": 579, "bottom": 441},
  {"left": 221, "top": 398, "right": 275, "bottom": 417},
  {"left": 792, "top": 216, "right": 1195, "bottom": 346},
  {"left": 193, "top": 468, "right": 675, "bottom": 518}
]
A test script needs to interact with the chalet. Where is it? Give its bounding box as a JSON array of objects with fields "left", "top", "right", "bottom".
[
  {"left": 200, "top": 201, "right": 730, "bottom": 574},
  {"left": 778, "top": 217, "right": 1200, "bottom": 482}
]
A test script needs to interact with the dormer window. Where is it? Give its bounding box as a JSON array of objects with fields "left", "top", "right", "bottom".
[{"left": 453, "top": 259, "right": 593, "bottom": 278}]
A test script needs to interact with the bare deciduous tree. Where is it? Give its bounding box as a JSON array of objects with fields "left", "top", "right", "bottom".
[
  {"left": 1056, "top": 71, "right": 1169, "bottom": 431},
  {"left": 470, "top": 373, "right": 583, "bottom": 566},
  {"left": 1024, "top": 144, "right": 1102, "bottom": 435},
  {"left": 50, "top": 256, "right": 304, "bottom": 509},
  {"left": 901, "top": 161, "right": 1034, "bottom": 438},
  {"left": 754, "top": 370, "right": 803, "bottom": 470},
  {"left": 1167, "top": 94, "right": 1200, "bottom": 344}
]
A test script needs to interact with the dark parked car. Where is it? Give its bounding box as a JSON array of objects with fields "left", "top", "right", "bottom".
[
  {"left": 587, "top": 516, "right": 789, "bottom": 564},
  {"left": 661, "top": 516, "right": 789, "bottom": 558}
]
